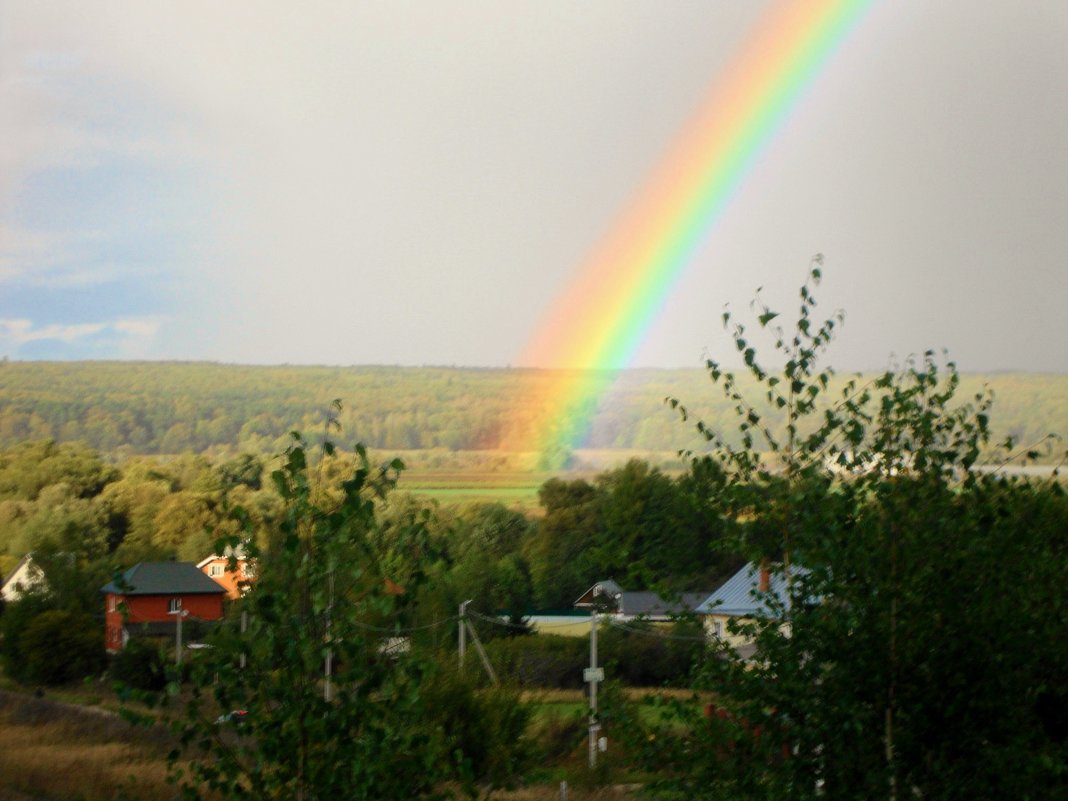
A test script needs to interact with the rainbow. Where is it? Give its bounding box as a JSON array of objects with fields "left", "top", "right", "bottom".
[{"left": 512, "top": 0, "right": 874, "bottom": 459}]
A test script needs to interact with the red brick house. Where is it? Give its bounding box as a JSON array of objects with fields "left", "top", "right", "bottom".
[{"left": 101, "top": 562, "right": 227, "bottom": 653}]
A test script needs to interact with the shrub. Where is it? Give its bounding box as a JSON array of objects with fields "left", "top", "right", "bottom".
[
  {"left": 484, "top": 634, "right": 587, "bottom": 688},
  {"left": 0, "top": 594, "right": 56, "bottom": 682},
  {"left": 483, "top": 624, "right": 703, "bottom": 689},
  {"left": 422, "top": 664, "right": 532, "bottom": 787},
  {"left": 110, "top": 638, "right": 167, "bottom": 691},
  {"left": 19, "top": 609, "right": 105, "bottom": 685},
  {"left": 600, "top": 621, "right": 704, "bottom": 687}
]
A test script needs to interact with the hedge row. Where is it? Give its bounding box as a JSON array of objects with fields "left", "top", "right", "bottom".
[{"left": 482, "top": 623, "right": 705, "bottom": 688}]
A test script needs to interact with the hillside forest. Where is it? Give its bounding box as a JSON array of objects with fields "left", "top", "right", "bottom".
[{"left": 0, "top": 362, "right": 1064, "bottom": 464}]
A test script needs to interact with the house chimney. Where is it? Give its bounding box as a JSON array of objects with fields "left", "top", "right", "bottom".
[{"left": 759, "top": 560, "right": 770, "bottom": 593}]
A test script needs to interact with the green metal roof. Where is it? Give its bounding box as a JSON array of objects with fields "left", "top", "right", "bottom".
[{"left": 100, "top": 562, "right": 226, "bottom": 596}]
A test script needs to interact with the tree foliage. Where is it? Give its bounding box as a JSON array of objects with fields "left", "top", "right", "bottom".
[
  {"left": 154, "top": 423, "right": 480, "bottom": 800},
  {"left": 525, "top": 462, "right": 737, "bottom": 608},
  {"left": 1, "top": 598, "right": 105, "bottom": 685},
  {"left": 617, "top": 265, "right": 1068, "bottom": 800}
]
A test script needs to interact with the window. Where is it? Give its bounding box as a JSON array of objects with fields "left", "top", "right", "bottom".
[
  {"left": 108, "top": 595, "right": 118, "bottom": 612},
  {"left": 209, "top": 564, "right": 224, "bottom": 577},
  {"left": 712, "top": 620, "right": 723, "bottom": 638},
  {"left": 168, "top": 598, "right": 182, "bottom": 613},
  {"left": 242, "top": 562, "right": 255, "bottom": 578}
]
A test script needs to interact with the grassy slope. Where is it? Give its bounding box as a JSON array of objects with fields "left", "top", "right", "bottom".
[
  {"left": 0, "top": 689, "right": 175, "bottom": 801},
  {"left": 0, "top": 683, "right": 667, "bottom": 800}
]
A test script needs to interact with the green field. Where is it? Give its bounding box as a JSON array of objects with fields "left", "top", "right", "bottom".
[{"left": 396, "top": 469, "right": 546, "bottom": 511}]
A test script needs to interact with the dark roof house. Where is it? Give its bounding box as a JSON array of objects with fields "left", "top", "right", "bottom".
[{"left": 101, "top": 562, "right": 227, "bottom": 653}]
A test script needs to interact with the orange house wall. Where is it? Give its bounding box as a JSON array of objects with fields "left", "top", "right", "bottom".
[{"left": 199, "top": 558, "right": 251, "bottom": 599}]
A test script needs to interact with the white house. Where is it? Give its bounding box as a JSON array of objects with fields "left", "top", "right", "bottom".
[
  {"left": 696, "top": 561, "right": 806, "bottom": 657},
  {"left": 1, "top": 555, "right": 47, "bottom": 602}
]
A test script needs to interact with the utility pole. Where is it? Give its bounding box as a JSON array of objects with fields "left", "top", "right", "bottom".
[
  {"left": 459, "top": 599, "right": 471, "bottom": 669},
  {"left": 239, "top": 610, "right": 247, "bottom": 669},
  {"left": 170, "top": 608, "right": 190, "bottom": 667},
  {"left": 325, "top": 570, "right": 335, "bottom": 702},
  {"left": 585, "top": 610, "right": 603, "bottom": 768},
  {"left": 465, "top": 617, "right": 499, "bottom": 685}
]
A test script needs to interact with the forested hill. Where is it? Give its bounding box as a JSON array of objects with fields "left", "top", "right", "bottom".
[{"left": 0, "top": 361, "right": 1064, "bottom": 460}]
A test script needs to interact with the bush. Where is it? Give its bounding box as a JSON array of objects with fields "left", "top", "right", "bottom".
[
  {"left": 0, "top": 594, "right": 56, "bottom": 682},
  {"left": 484, "top": 634, "right": 587, "bottom": 688},
  {"left": 19, "top": 609, "right": 105, "bottom": 685},
  {"left": 422, "top": 664, "right": 532, "bottom": 787},
  {"left": 110, "top": 638, "right": 167, "bottom": 691},
  {"left": 600, "top": 621, "right": 704, "bottom": 687},
  {"left": 483, "top": 624, "right": 703, "bottom": 689}
]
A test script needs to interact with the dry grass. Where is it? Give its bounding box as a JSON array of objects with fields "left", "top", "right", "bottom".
[
  {"left": 0, "top": 688, "right": 656, "bottom": 801},
  {"left": 489, "top": 785, "right": 641, "bottom": 801},
  {"left": 0, "top": 690, "right": 176, "bottom": 801},
  {"left": 524, "top": 687, "right": 708, "bottom": 703}
]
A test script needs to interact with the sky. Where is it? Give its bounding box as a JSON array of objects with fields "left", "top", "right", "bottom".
[{"left": 1, "top": 1, "right": 1066, "bottom": 371}]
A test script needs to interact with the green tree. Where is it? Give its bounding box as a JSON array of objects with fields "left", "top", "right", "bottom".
[
  {"left": 217, "top": 453, "right": 264, "bottom": 490},
  {"left": 154, "top": 425, "right": 458, "bottom": 800},
  {"left": 0, "top": 593, "right": 55, "bottom": 681},
  {"left": 525, "top": 477, "right": 601, "bottom": 608},
  {"left": 619, "top": 266, "right": 1068, "bottom": 800},
  {"left": 0, "top": 440, "right": 117, "bottom": 501}
]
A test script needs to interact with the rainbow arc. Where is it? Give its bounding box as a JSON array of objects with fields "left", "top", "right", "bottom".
[{"left": 512, "top": 0, "right": 874, "bottom": 457}]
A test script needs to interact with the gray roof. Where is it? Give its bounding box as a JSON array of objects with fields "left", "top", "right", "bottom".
[
  {"left": 576, "top": 580, "right": 712, "bottom": 618},
  {"left": 100, "top": 562, "right": 227, "bottom": 596},
  {"left": 695, "top": 562, "right": 804, "bottom": 617},
  {"left": 617, "top": 591, "right": 711, "bottom": 617}
]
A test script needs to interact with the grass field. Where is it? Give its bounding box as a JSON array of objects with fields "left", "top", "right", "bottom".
[
  {"left": 395, "top": 449, "right": 686, "bottom": 512},
  {"left": 0, "top": 683, "right": 664, "bottom": 800},
  {"left": 397, "top": 469, "right": 549, "bottom": 511}
]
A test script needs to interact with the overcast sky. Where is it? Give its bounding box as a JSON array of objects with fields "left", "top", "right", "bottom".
[{"left": 2, "top": 1, "right": 1065, "bottom": 371}]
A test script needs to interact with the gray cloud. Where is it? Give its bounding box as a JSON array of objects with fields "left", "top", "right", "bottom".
[{"left": 1, "top": 1, "right": 1065, "bottom": 370}]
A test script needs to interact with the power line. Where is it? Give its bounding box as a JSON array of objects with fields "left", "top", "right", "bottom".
[{"left": 350, "top": 615, "right": 459, "bottom": 634}]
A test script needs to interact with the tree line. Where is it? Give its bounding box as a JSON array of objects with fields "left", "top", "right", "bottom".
[
  {"left": 0, "top": 360, "right": 1063, "bottom": 459},
  {"left": 0, "top": 438, "right": 739, "bottom": 618}
]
